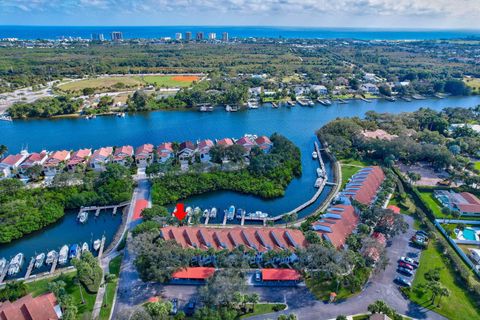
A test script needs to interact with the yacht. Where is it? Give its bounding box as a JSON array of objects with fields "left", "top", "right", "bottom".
[
  {"left": 203, "top": 209, "right": 210, "bottom": 218},
  {"left": 287, "top": 100, "right": 296, "bottom": 106},
  {"left": 312, "top": 151, "right": 318, "bottom": 159},
  {"left": 46, "top": 251, "right": 57, "bottom": 264},
  {"left": 227, "top": 205, "right": 235, "bottom": 220},
  {"left": 236, "top": 208, "right": 246, "bottom": 219},
  {"left": 116, "top": 112, "right": 126, "bottom": 117},
  {"left": 210, "top": 207, "right": 217, "bottom": 218},
  {"left": 34, "top": 253, "right": 45, "bottom": 269},
  {"left": 69, "top": 244, "right": 80, "bottom": 259},
  {"left": 248, "top": 211, "right": 269, "bottom": 219},
  {"left": 58, "top": 245, "right": 69, "bottom": 264},
  {"left": 323, "top": 99, "right": 332, "bottom": 106},
  {"left": 0, "top": 258, "right": 6, "bottom": 272},
  {"left": 247, "top": 100, "right": 259, "bottom": 109},
  {"left": 0, "top": 114, "right": 13, "bottom": 122},
  {"left": 82, "top": 242, "right": 89, "bottom": 254},
  {"left": 93, "top": 239, "right": 101, "bottom": 251},
  {"left": 78, "top": 211, "right": 88, "bottom": 223},
  {"left": 186, "top": 207, "right": 193, "bottom": 216},
  {"left": 8, "top": 253, "right": 24, "bottom": 275}
]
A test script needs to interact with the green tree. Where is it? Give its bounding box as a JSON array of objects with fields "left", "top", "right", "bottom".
[{"left": 71, "top": 251, "right": 103, "bottom": 293}]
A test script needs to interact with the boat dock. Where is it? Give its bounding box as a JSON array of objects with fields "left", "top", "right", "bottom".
[
  {"left": 359, "top": 97, "right": 372, "bottom": 103},
  {"left": 97, "top": 236, "right": 106, "bottom": 262},
  {"left": 50, "top": 256, "right": 59, "bottom": 274},
  {"left": 222, "top": 211, "right": 228, "bottom": 225},
  {"left": 24, "top": 257, "right": 35, "bottom": 279},
  {"left": 204, "top": 215, "right": 210, "bottom": 225},
  {"left": 79, "top": 201, "right": 130, "bottom": 217}
]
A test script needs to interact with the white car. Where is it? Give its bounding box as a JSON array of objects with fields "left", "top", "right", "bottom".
[{"left": 400, "top": 256, "right": 419, "bottom": 267}]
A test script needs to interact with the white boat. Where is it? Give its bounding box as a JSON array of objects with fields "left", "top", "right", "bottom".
[
  {"left": 186, "top": 207, "right": 193, "bottom": 216},
  {"left": 248, "top": 211, "right": 269, "bottom": 219},
  {"left": 203, "top": 209, "right": 210, "bottom": 217},
  {"left": 227, "top": 205, "right": 235, "bottom": 220},
  {"left": 0, "top": 114, "right": 13, "bottom": 122},
  {"left": 317, "top": 168, "right": 324, "bottom": 177},
  {"left": 312, "top": 151, "right": 318, "bottom": 159},
  {"left": 34, "top": 253, "right": 45, "bottom": 268},
  {"left": 82, "top": 242, "right": 89, "bottom": 254},
  {"left": 93, "top": 239, "right": 101, "bottom": 251},
  {"left": 0, "top": 258, "right": 6, "bottom": 272},
  {"left": 210, "top": 207, "right": 217, "bottom": 218},
  {"left": 287, "top": 100, "right": 296, "bottom": 106},
  {"left": 193, "top": 207, "right": 201, "bottom": 215},
  {"left": 247, "top": 100, "right": 259, "bottom": 109},
  {"left": 46, "top": 251, "right": 57, "bottom": 264},
  {"left": 116, "top": 112, "right": 126, "bottom": 117},
  {"left": 236, "top": 208, "right": 245, "bottom": 219},
  {"left": 226, "top": 105, "right": 239, "bottom": 112},
  {"left": 58, "top": 245, "right": 69, "bottom": 264},
  {"left": 8, "top": 253, "right": 24, "bottom": 275},
  {"left": 78, "top": 211, "right": 88, "bottom": 223}
]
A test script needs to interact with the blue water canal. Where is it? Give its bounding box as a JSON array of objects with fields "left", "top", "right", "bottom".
[{"left": 1, "top": 96, "right": 480, "bottom": 279}]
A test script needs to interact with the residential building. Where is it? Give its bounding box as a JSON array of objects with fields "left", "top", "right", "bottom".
[
  {"left": 255, "top": 136, "right": 273, "bottom": 153},
  {"left": 208, "top": 32, "right": 216, "bottom": 40},
  {"left": 360, "top": 83, "right": 379, "bottom": 95},
  {"left": 469, "top": 248, "right": 480, "bottom": 264},
  {"left": 135, "top": 144, "right": 154, "bottom": 167},
  {"left": 113, "top": 145, "right": 134, "bottom": 166},
  {"left": 178, "top": 141, "right": 196, "bottom": 161},
  {"left": 260, "top": 269, "right": 302, "bottom": 283},
  {"left": 111, "top": 31, "right": 123, "bottom": 41},
  {"left": 248, "top": 87, "right": 262, "bottom": 96},
  {"left": 342, "top": 166, "right": 385, "bottom": 205},
  {"left": 89, "top": 147, "right": 113, "bottom": 171},
  {"left": 0, "top": 151, "right": 29, "bottom": 179},
  {"left": 197, "top": 139, "right": 214, "bottom": 163},
  {"left": 67, "top": 148, "right": 92, "bottom": 171},
  {"left": 434, "top": 190, "right": 480, "bottom": 215},
  {"left": 312, "top": 204, "right": 359, "bottom": 249},
  {"left": 235, "top": 136, "right": 256, "bottom": 152},
  {"left": 0, "top": 292, "right": 62, "bottom": 320},
  {"left": 310, "top": 85, "right": 328, "bottom": 95},
  {"left": 361, "top": 129, "right": 398, "bottom": 141},
  {"left": 171, "top": 267, "right": 215, "bottom": 282},
  {"left": 160, "top": 226, "right": 307, "bottom": 252},
  {"left": 175, "top": 32, "right": 182, "bottom": 41},
  {"left": 156, "top": 143, "right": 174, "bottom": 163},
  {"left": 91, "top": 33, "right": 104, "bottom": 41},
  {"left": 196, "top": 32, "right": 204, "bottom": 41},
  {"left": 185, "top": 31, "right": 192, "bottom": 41},
  {"left": 18, "top": 151, "right": 48, "bottom": 177},
  {"left": 222, "top": 32, "right": 229, "bottom": 42},
  {"left": 217, "top": 138, "right": 234, "bottom": 147},
  {"left": 43, "top": 150, "right": 70, "bottom": 176},
  {"left": 450, "top": 123, "right": 480, "bottom": 135}
]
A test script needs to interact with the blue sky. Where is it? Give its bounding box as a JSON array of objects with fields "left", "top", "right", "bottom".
[{"left": 0, "top": 0, "right": 479, "bottom": 28}]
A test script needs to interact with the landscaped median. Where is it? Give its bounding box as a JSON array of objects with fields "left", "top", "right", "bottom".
[{"left": 98, "top": 254, "right": 123, "bottom": 320}]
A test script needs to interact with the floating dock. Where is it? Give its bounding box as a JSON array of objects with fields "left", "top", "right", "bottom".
[
  {"left": 24, "top": 257, "right": 35, "bottom": 279},
  {"left": 97, "top": 236, "right": 106, "bottom": 262},
  {"left": 50, "top": 256, "right": 59, "bottom": 274},
  {"left": 79, "top": 201, "right": 130, "bottom": 218}
]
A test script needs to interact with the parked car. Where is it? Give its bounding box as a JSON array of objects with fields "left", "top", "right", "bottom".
[
  {"left": 416, "top": 230, "right": 428, "bottom": 237},
  {"left": 397, "top": 267, "right": 414, "bottom": 276},
  {"left": 394, "top": 276, "right": 412, "bottom": 287},
  {"left": 255, "top": 270, "right": 261, "bottom": 282},
  {"left": 171, "top": 298, "right": 178, "bottom": 315},
  {"left": 400, "top": 256, "right": 419, "bottom": 267},
  {"left": 186, "top": 300, "right": 196, "bottom": 316},
  {"left": 398, "top": 261, "right": 414, "bottom": 270}
]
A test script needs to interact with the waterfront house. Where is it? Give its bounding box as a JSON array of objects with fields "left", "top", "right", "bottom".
[
  {"left": 310, "top": 85, "right": 328, "bottom": 95},
  {"left": 113, "top": 145, "right": 133, "bottom": 166},
  {"left": 89, "top": 147, "right": 113, "bottom": 171},
  {"left": 235, "top": 136, "right": 256, "bottom": 153},
  {"left": 248, "top": 87, "right": 262, "bottom": 97},
  {"left": 312, "top": 204, "right": 359, "bottom": 249},
  {"left": 0, "top": 292, "right": 62, "bottom": 320},
  {"left": 43, "top": 150, "right": 70, "bottom": 176},
  {"left": 0, "top": 151, "right": 29, "bottom": 179},
  {"left": 18, "top": 151, "right": 48, "bottom": 178},
  {"left": 197, "top": 139, "right": 214, "bottom": 163},
  {"left": 342, "top": 166, "right": 385, "bottom": 206},
  {"left": 178, "top": 141, "right": 196, "bottom": 161},
  {"left": 67, "top": 148, "right": 92, "bottom": 172},
  {"left": 360, "top": 83, "right": 379, "bottom": 95},
  {"left": 217, "top": 138, "right": 234, "bottom": 147},
  {"left": 156, "top": 142, "right": 174, "bottom": 163},
  {"left": 255, "top": 136, "right": 273, "bottom": 153},
  {"left": 135, "top": 144, "right": 154, "bottom": 167}
]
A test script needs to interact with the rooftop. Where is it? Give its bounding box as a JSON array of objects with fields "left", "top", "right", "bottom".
[
  {"left": 261, "top": 268, "right": 301, "bottom": 281},
  {"left": 0, "top": 293, "right": 60, "bottom": 320},
  {"left": 171, "top": 267, "right": 215, "bottom": 280}
]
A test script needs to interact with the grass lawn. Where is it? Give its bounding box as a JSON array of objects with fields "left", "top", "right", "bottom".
[
  {"left": 474, "top": 162, "right": 480, "bottom": 171},
  {"left": 464, "top": 77, "right": 480, "bottom": 91},
  {"left": 58, "top": 76, "right": 143, "bottom": 92},
  {"left": 417, "top": 191, "right": 448, "bottom": 218},
  {"left": 238, "top": 303, "right": 286, "bottom": 319},
  {"left": 408, "top": 241, "right": 480, "bottom": 320},
  {"left": 99, "top": 254, "right": 123, "bottom": 320},
  {"left": 339, "top": 158, "right": 370, "bottom": 189},
  {"left": 26, "top": 271, "right": 96, "bottom": 320},
  {"left": 139, "top": 75, "right": 199, "bottom": 88},
  {"left": 352, "top": 315, "right": 369, "bottom": 320}
]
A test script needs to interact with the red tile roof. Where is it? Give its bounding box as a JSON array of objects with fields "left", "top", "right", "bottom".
[
  {"left": 261, "top": 269, "right": 301, "bottom": 281},
  {"left": 44, "top": 150, "right": 70, "bottom": 167},
  {"left": 198, "top": 139, "right": 214, "bottom": 152},
  {"left": 1, "top": 154, "right": 26, "bottom": 167},
  {"left": 217, "top": 138, "right": 234, "bottom": 146},
  {"left": 344, "top": 166, "right": 385, "bottom": 205},
  {"left": 161, "top": 226, "right": 307, "bottom": 252},
  {"left": 133, "top": 199, "right": 149, "bottom": 220},
  {"left": 171, "top": 267, "right": 215, "bottom": 280},
  {"left": 313, "top": 205, "right": 359, "bottom": 249},
  {"left": 372, "top": 232, "right": 387, "bottom": 246},
  {"left": 456, "top": 203, "right": 480, "bottom": 213},
  {"left": 387, "top": 205, "right": 401, "bottom": 214},
  {"left": 68, "top": 149, "right": 91, "bottom": 166},
  {"left": 460, "top": 192, "right": 480, "bottom": 205},
  {"left": 113, "top": 145, "right": 133, "bottom": 160},
  {"left": 91, "top": 147, "right": 113, "bottom": 160},
  {"left": 179, "top": 141, "right": 195, "bottom": 151},
  {"left": 157, "top": 143, "right": 173, "bottom": 153},
  {"left": 255, "top": 136, "right": 272, "bottom": 145},
  {"left": 20, "top": 152, "right": 47, "bottom": 167},
  {"left": 135, "top": 144, "right": 154, "bottom": 156},
  {"left": 236, "top": 136, "right": 256, "bottom": 147},
  {"left": 0, "top": 293, "right": 59, "bottom": 320}
]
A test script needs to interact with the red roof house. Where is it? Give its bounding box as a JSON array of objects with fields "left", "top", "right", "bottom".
[
  {"left": 343, "top": 166, "right": 385, "bottom": 205},
  {"left": 235, "top": 136, "right": 256, "bottom": 151},
  {"left": 156, "top": 143, "right": 174, "bottom": 163},
  {"left": 255, "top": 136, "right": 273, "bottom": 152},
  {"left": 217, "top": 138, "right": 234, "bottom": 147},
  {"left": 171, "top": 267, "right": 215, "bottom": 280},
  {"left": 135, "top": 144, "right": 154, "bottom": 167},
  {"left": 43, "top": 150, "right": 71, "bottom": 175},
  {"left": 0, "top": 293, "right": 61, "bottom": 320},
  {"left": 387, "top": 205, "right": 401, "bottom": 214},
  {"left": 67, "top": 148, "right": 92, "bottom": 170},
  {"left": 113, "top": 145, "right": 133, "bottom": 164},
  {"left": 89, "top": 147, "right": 113, "bottom": 171},
  {"left": 0, "top": 152, "right": 29, "bottom": 178},
  {"left": 261, "top": 268, "right": 301, "bottom": 281},
  {"left": 312, "top": 204, "right": 359, "bottom": 249}
]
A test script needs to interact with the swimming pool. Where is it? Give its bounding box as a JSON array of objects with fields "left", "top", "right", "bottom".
[{"left": 463, "top": 228, "right": 479, "bottom": 241}]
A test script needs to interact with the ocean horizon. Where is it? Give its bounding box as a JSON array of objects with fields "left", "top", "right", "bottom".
[{"left": 0, "top": 25, "right": 479, "bottom": 40}]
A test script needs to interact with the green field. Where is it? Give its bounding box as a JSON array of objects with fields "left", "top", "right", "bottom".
[
  {"left": 99, "top": 254, "right": 123, "bottom": 320},
  {"left": 417, "top": 191, "right": 447, "bottom": 218},
  {"left": 339, "top": 158, "right": 370, "bottom": 189},
  {"left": 409, "top": 241, "right": 480, "bottom": 320},
  {"left": 26, "top": 271, "right": 96, "bottom": 320},
  {"left": 474, "top": 162, "right": 480, "bottom": 171},
  {"left": 464, "top": 77, "right": 480, "bottom": 91}
]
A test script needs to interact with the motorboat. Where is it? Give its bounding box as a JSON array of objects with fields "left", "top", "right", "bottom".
[
  {"left": 8, "top": 253, "right": 24, "bottom": 275},
  {"left": 78, "top": 211, "right": 88, "bottom": 223},
  {"left": 0, "top": 258, "right": 6, "bottom": 272},
  {"left": 227, "top": 205, "right": 235, "bottom": 220},
  {"left": 210, "top": 207, "right": 217, "bottom": 218},
  {"left": 317, "top": 168, "right": 324, "bottom": 177},
  {"left": 186, "top": 207, "right": 193, "bottom": 216},
  {"left": 203, "top": 209, "right": 210, "bottom": 217},
  {"left": 46, "top": 250, "right": 57, "bottom": 264},
  {"left": 287, "top": 100, "right": 296, "bottom": 106},
  {"left": 34, "top": 253, "right": 45, "bottom": 268},
  {"left": 69, "top": 244, "right": 80, "bottom": 259},
  {"left": 82, "top": 242, "right": 89, "bottom": 254},
  {"left": 58, "top": 245, "right": 69, "bottom": 264},
  {"left": 247, "top": 99, "right": 259, "bottom": 109},
  {"left": 312, "top": 151, "right": 318, "bottom": 159},
  {"left": 93, "top": 239, "right": 101, "bottom": 251},
  {"left": 236, "top": 208, "right": 246, "bottom": 219},
  {"left": 248, "top": 211, "right": 269, "bottom": 219},
  {"left": 116, "top": 112, "right": 126, "bottom": 117}
]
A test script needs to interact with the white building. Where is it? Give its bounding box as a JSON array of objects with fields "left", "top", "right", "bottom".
[
  {"left": 310, "top": 85, "right": 328, "bottom": 95},
  {"left": 360, "top": 83, "right": 379, "bottom": 95},
  {"left": 175, "top": 33, "right": 182, "bottom": 41}
]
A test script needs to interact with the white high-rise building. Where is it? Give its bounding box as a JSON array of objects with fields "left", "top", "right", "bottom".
[
  {"left": 208, "top": 32, "right": 217, "bottom": 40},
  {"left": 175, "top": 33, "right": 182, "bottom": 41}
]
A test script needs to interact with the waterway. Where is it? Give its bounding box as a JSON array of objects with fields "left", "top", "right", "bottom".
[{"left": 1, "top": 96, "right": 480, "bottom": 276}]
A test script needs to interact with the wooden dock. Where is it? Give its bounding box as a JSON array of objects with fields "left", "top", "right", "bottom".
[
  {"left": 79, "top": 201, "right": 130, "bottom": 218},
  {"left": 24, "top": 257, "right": 35, "bottom": 279},
  {"left": 50, "top": 256, "right": 59, "bottom": 274},
  {"left": 97, "top": 236, "right": 106, "bottom": 262},
  {"left": 222, "top": 210, "right": 228, "bottom": 225},
  {"left": 240, "top": 210, "right": 246, "bottom": 226},
  {"left": 204, "top": 215, "right": 210, "bottom": 225}
]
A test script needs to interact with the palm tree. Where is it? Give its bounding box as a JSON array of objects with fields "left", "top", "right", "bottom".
[
  {"left": 0, "top": 144, "right": 7, "bottom": 159},
  {"left": 232, "top": 291, "right": 244, "bottom": 311},
  {"left": 247, "top": 293, "right": 260, "bottom": 313},
  {"left": 103, "top": 273, "right": 116, "bottom": 307}
]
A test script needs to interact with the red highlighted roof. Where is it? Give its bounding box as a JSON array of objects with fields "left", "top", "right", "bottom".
[
  {"left": 344, "top": 166, "right": 385, "bottom": 205},
  {"left": 133, "top": 199, "right": 149, "bottom": 220},
  {"left": 387, "top": 205, "right": 401, "bottom": 214},
  {"left": 261, "top": 269, "right": 301, "bottom": 281},
  {"left": 313, "top": 204, "right": 359, "bottom": 249},
  {"left": 172, "top": 267, "right": 215, "bottom": 280},
  {"left": 0, "top": 293, "right": 59, "bottom": 320}
]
